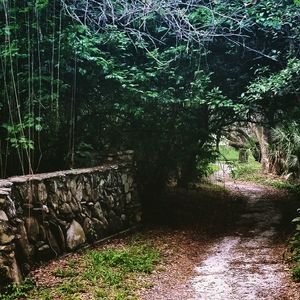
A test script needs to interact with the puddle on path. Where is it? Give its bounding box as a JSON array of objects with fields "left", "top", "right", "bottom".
[{"left": 190, "top": 182, "right": 299, "bottom": 300}]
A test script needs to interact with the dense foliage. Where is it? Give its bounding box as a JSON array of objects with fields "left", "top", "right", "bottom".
[{"left": 0, "top": 0, "right": 300, "bottom": 194}]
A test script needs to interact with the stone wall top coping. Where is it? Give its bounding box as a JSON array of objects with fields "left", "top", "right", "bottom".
[
  {"left": 0, "top": 181, "right": 13, "bottom": 188},
  {"left": 0, "top": 162, "right": 125, "bottom": 185}
]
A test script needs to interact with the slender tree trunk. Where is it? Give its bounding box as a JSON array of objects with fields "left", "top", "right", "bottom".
[
  {"left": 239, "top": 149, "right": 248, "bottom": 163},
  {"left": 254, "top": 125, "right": 270, "bottom": 173}
]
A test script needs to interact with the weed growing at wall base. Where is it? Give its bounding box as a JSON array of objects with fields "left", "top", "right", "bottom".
[
  {"left": 0, "top": 243, "right": 160, "bottom": 300},
  {"left": 0, "top": 278, "right": 35, "bottom": 300}
]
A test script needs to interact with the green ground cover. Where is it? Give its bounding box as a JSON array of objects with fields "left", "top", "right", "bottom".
[{"left": 0, "top": 243, "right": 160, "bottom": 300}]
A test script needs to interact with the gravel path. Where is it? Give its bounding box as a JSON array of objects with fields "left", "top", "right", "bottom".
[{"left": 190, "top": 182, "right": 299, "bottom": 300}]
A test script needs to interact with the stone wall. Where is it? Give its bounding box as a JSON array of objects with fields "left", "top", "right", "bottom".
[{"left": 0, "top": 151, "right": 141, "bottom": 287}]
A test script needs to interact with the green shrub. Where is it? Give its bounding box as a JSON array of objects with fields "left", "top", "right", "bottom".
[
  {"left": 289, "top": 209, "right": 300, "bottom": 281},
  {"left": 292, "top": 265, "right": 300, "bottom": 281},
  {"left": 0, "top": 278, "right": 35, "bottom": 300}
]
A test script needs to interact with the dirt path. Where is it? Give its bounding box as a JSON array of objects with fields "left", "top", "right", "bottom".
[
  {"left": 141, "top": 181, "right": 300, "bottom": 300},
  {"left": 190, "top": 182, "right": 299, "bottom": 300}
]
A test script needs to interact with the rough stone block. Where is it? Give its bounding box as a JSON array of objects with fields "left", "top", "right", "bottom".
[
  {"left": 66, "top": 220, "right": 86, "bottom": 250},
  {"left": 0, "top": 211, "right": 8, "bottom": 222}
]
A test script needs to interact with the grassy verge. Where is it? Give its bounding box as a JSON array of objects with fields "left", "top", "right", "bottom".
[
  {"left": 232, "top": 161, "right": 300, "bottom": 192},
  {"left": 216, "top": 146, "right": 300, "bottom": 192},
  {"left": 218, "top": 145, "right": 240, "bottom": 162},
  {"left": 0, "top": 243, "right": 160, "bottom": 300}
]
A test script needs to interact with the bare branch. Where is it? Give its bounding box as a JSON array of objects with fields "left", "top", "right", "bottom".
[{"left": 60, "top": 0, "right": 248, "bottom": 44}]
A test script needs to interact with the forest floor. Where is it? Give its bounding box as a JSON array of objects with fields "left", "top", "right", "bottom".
[{"left": 9, "top": 181, "right": 300, "bottom": 300}]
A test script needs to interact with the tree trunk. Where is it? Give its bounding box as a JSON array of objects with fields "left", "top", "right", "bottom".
[
  {"left": 239, "top": 149, "right": 248, "bottom": 163},
  {"left": 253, "top": 125, "right": 270, "bottom": 174},
  {"left": 177, "top": 153, "right": 197, "bottom": 189}
]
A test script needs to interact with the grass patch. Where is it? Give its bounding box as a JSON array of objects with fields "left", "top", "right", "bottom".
[
  {"left": 51, "top": 268, "right": 78, "bottom": 278},
  {"left": 218, "top": 146, "right": 258, "bottom": 165},
  {"left": 54, "top": 279, "right": 85, "bottom": 298},
  {"left": 215, "top": 146, "right": 300, "bottom": 192},
  {"left": 218, "top": 145, "right": 239, "bottom": 162},
  {"left": 231, "top": 160, "right": 300, "bottom": 192},
  {"left": 196, "top": 182, "right": 229, "bottom": 194},
  {"left": 1, "top": 244, "right": 160, "bottom": 300},
  {"left": 268, "top": 181, "right": 300, "bottom": 193},
  {"left": 231, "top": 160, "right": 262, "bottom": 181},
  {"left": 206, "top": 163, "right": 220, "bottom": 175},
  {"left": 87, "top": 245, "right": 160, "bottom": 274}
]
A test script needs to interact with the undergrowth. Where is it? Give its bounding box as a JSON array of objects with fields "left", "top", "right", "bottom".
[
  {"left": 0, "top": 278, "right": 35, "bottom": 300},
  {"left": 0, "top": 243, "right": 160, "bottom": 300},
  {"left": 218, "top": 146, "right": 300, "bottom": 192},
  {"left": 288, "top": 210, "right": 300, "bottom": 282},
  {"left": 231, "top": 162, "right": 300, "bottom": 192}
]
